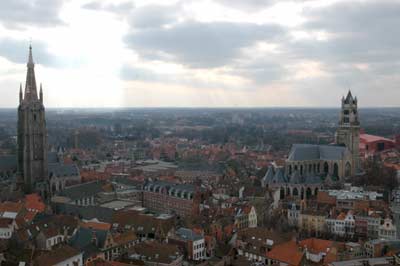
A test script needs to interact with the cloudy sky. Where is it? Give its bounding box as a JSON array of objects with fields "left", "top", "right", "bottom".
[{"left": 0, "top": 0, "right": 399, "bottom": 108}]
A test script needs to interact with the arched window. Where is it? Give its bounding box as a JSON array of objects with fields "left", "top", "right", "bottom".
[
  {"left": 280, "top": 187, "right": 285, "bottom": 200},
  {"left": 333, "top": 163, "right": 339, "bottom": 179},
  {"left": 288, "top": 165, "right": 292, "bottom": 175},
  {"left": 301, "top": 187, "right": 305, "bottom": 199},
  {"left": 324, "top": 162, "right": 329, "bottom": 176},
  {"left": 300, "top": 165, "right": 303, "bottom": 176},
  {"left": 306, "top": 187, "right": 312, "bottom": 199},
  {"left": 293, "top": 187, "right": 299, "bottom": 197},
  {"left": 345, "top": 162, "right": 351, "bottom": 177}
]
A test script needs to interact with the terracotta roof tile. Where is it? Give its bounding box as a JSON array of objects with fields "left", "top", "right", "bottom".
[
  {"left": 299, "top": 238, "right": 333, "bottom": 254},
  {"left": 267, "top": 240, "right": 304, "bottom": 266},
  {"left": 81, "top": 221, "right": 111, "bottom": 231}
]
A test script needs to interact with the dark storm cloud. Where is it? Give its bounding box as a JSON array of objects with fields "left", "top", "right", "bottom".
[
  {"left": 289, "top": 0, "right": 400, "bottom": 71},
  {"left": 124, "top": 21, "right": 286, "bottom": 68},
  {"left": 129, "top": 4, "right": 179, "bottom": 29},
  {"left": 82, "top": 1, "right": 134, "bottom": 15},
  {"left": 0, "top": 38, "right": 58, "bottom": 67},
  {"left": 0, "top": 0, "right": 65, "bottom": 28}
]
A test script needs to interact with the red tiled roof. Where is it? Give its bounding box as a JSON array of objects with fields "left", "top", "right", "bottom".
[
  {"left": 33, "top": 245, "right": 81, "bottom": 266},
  {"left": 360, "top": 134, "right": 394, "bottom": 143},
  {"left": 22, "top": 211, "right": 37, "bottom": 223},
  {"left": 267, "top": 240, "right": 304, "bottom": 266},
  {"left": 0, "top": 201, "right": 24, "bottom": 213},
  {"left": 81, "top": 221, "right": 111, "bottom": 231},
  {"left": 299, "top": 238, "right": 333, "bottom": 254},
  {"left": 25, "top": 193, "right": 46, "bottom": 212}
]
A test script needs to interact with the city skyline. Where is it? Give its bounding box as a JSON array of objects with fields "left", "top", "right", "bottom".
[{"left": 0, "top": 0, "right": 399, "bottom": 108}]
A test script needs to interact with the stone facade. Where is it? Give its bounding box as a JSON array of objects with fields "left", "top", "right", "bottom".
[
  {"left": 335, "top": 90, "right": 361, "bottom": 175},
  {"left": 17, "top": 46, "right": 49, "bottom": 197}
]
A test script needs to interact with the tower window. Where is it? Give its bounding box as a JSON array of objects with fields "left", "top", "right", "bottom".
[
  {"left": 344, "top": 110, "right": 349, "bottom": 115},
  {"left": 33, "top": 114, "right": 37, "bottom": 121}
]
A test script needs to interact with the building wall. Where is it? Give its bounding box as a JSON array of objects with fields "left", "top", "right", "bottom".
[
  {"left": 143, "top": 191, "right": 197, "bottom": 217},
  {"left": 0, "top": 226, "right": 13, "bottom": 239}
]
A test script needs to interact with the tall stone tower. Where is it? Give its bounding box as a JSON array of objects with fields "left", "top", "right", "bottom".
[
  {"left": 17, "top": 45, "right": 49, "bottom": 197},
  {"left": 335, "top": 90, "right": 360, "bottom": 176}
]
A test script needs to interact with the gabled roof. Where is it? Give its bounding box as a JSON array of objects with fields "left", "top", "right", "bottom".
[
  {"left": 49, "top": 163, "right": 79, "bottom": 177},
  {"left": 25, "top": 193, "right": 45, "bottom": 212},
  {"left": 299, "top": 238, "right": 334, "bottom": 254},
  {"left": 60, "top": 181, "right": 104, "bottom": 199},
  {"left": 271, "top": 167, "right": 287, "bottom": 183},
  {"left": 175, "top": 227, "right": 203, "bottom": 241},
  {"left": 288, "top": 144, "right": 347, "bottom": 161},
  {"left": 33, "top": 245, "right": 81, "bottom": 266},
  {"left": 267, "top": 240, "right": 304, "bottom": 266},
  {"left": 56, "top": 204, "right": 115, "bottom": 223},
  {"left": 69, "top": 227, "right": 109, "bottom": 252},
  {"left": 344, "top": 90, "right": 356, "bottom": 104},
  {"left": 262, "top": 166, "right": 275, "bottom": 183},
  {"left": 128, "top": 241, "right": 182, "bottom": 264}
]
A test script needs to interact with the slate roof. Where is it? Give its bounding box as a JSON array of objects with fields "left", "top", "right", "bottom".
[
  {"left": 175, "top": 227, "right": 203, "bottom": 241},
  {"left": 272, "top": 167, "right": 287, "bottom": 183},
  {"left": 60, "top": 181, "right": 104, "bottom": 199},
  {"left": 54, "top": 203, "right": 115, "bottom": 223},
  {"left": 49, "top": 163, "right": 79, "bottom": 178},
  {"left": 264, "top": 167, "right": 323, "bottom": 185},
  {"left": 69, "top": 227, "right": 108, "bottom": 258},
  {"left": 288, "top": 144, "right": 347, "bottom": 161},
  {"left": 261, "top": 166, "right": 275, "bottom": 184},
  {"left": 111, "top": 209, "right": 174, "bottom": 237},
  {"left": 143, "top": 180, "right": 198, "bottom": 199}
]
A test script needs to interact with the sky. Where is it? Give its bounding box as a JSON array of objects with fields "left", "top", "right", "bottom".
[{"left": 0, "top": 0, "right": 399, "bottom": 108}]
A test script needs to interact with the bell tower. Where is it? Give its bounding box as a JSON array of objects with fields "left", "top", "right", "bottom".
[
  {"left": 17, "top": 45, "right": 49, "bottom": 197},
  {"left": 335, "top": 90, "right": 360, "bottom": 176}
]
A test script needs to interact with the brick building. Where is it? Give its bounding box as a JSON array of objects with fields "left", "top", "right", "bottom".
[{"left": 142, "top": 181, "right": 202, "bottom": 217}]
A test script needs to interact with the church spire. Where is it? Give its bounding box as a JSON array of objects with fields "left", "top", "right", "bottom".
[{"left": 24, "top": 45, "right": 38, "bottom": 101}]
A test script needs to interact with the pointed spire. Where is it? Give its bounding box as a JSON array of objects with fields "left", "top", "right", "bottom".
[
  {"left": 344, "top": 90, "right": 354, "bottom": 104},
  {"left": 28, "top": 44, "right": 34, "bottom": 66},
  {"left": 24, "top": 45, "right": 38, "bottom": 101}
]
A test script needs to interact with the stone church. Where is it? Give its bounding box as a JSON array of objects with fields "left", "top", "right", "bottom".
[
  {"left": 16, "top": 46, "right": 80, "bottom": 198},
  {"left": 17, "top": 45, "right": 49, "bottom": 197},
  {"left": 262, "top": 91, "right": 361, "bottom": 200}
]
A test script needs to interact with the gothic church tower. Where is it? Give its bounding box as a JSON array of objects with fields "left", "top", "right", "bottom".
[
  {"left": 335, "top": 90, "right": 360, "bottom": 176},
  {"left": 17, "top": 46, "right": 49, "bottom": 196}
]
